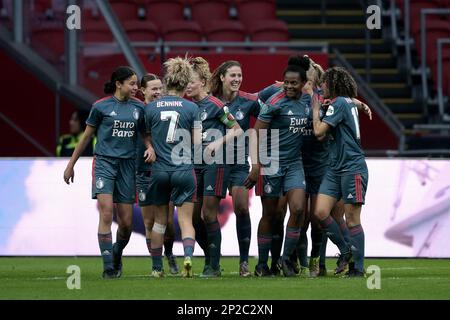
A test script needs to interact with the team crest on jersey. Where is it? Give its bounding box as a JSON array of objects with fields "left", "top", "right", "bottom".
[
  {"left": 305, "top": 107, "right": 310, "bottom": 116},
  {"left": 235, "top": 110, "right": 244, "bottom": 120},
  {"left": 326, "top": 105, "right": 334, "bottom": 116},
  {"left": 96, "top": 177, "right": 104, "bottom": 190},
  {"left": 200, "top": 110, "right": 208, "bottom": 121},
  {"left": 139, "top": 191, "right": 146, "bottom": 202},
  {"left": 264, "top": 183, "right": 272, "bottom": 194},
  {"left": 133, "top": 109, "right": 140, "bottom": 120}
]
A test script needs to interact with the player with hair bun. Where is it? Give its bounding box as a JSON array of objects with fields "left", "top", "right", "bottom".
[{"left": 245, "top": 55, "right": 312, "bottom": 277}]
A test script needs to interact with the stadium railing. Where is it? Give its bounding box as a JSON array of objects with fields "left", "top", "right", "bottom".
[
  {"left": 332, "top": 48, "right": 406, "bottom": 154},
  {"left": 419, "top": 8, "right": 450, "bottom": 114},
  {"left": 436, "top": 38, "right": 450, "bottom": 122}
]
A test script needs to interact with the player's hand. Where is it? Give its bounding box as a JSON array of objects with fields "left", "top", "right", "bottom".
[
  {"left": 312, "top": 92, "right": 321, "bottom": 110},
  {"left": 205, "top": 141, "right": 221, "bottom": 158},
  {"left": 63, "top": 166, "right": 74, "bottom": 185},
  {"left": 244, "top": 165, "right": 260, "bottom": 189},
  {"left": 302, "top": 80, "right": 313, "bottom": 95},
  {"left": 362, "top": 103, "right": 372, "bottom": 120},
  {"left": 144, "top": 146, "right": 156, "bottom": 163}
]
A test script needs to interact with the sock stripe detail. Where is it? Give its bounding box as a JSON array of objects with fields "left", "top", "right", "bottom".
[
  {"left": 98, "top": 233, "right": 112, "bottom": 242},
  {"left": 150, "top": 247, "right": 163, "bottom": 257},
  {"left": 349, "top": 225, "right": 364, "bottom": 235},
  {"left": 320, "top": 216, "right": 334, "bottom": 228}
]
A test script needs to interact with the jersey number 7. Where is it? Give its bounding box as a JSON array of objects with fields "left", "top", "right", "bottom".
[{"left": 160, "top": 111, "right": 180, "bottom": 143}]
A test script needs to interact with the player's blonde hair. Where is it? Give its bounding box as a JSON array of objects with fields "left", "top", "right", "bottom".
[
  {"left": 163, "top": 56, "right": 193, "bottom": 92},
  {"left": 305, "top": 55, "right": 325, "bottom": 87},
  {"left": 190, "top": 56, "right": 211, "bottom": 90}
]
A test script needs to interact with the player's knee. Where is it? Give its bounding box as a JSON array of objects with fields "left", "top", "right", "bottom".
[
  {"left": 314, "top": 207, "right": 328, "bottom": 220},
  {"left": 100, "top": 211, "right": 113, "bottom": 225},
  {"left": 119, "top": 223, "right": 133, "bottom": 235},
  {"left": 345, "top": 211, "right": 360, "bottom": 227},
  {"left": 234, "top": 206, "right": 249, "bottom": 217}
]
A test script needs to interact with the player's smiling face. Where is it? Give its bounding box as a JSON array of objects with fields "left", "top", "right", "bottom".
[
  {"left": 118, "top": 74, "right": 138, "bottom": 98},
  {"left": 283, "top": 71, "right": 304, "bottom": 99},
  {"left": 186, "top": 71, "right": 205, "bottom": 99},
  {"left": 221, "top": 66, "right": 242, "bottom": 93},
  {"left": 142, "top": 79, "right": 162, "bottom": 102}
]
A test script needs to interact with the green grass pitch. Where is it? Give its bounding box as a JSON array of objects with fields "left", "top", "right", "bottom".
[{"left": 1, "top": 257, "right": 450, "bottom": 300}]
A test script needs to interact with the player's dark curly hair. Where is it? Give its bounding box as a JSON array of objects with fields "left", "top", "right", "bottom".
[
  {"left": 320, "top": 67, "right": 357, "bottom": 98},
  {"left": 104, "top": 66, "right": 136, "bottom": 94},
  {"left": 283, "top": 55, "right": 310, "bottom": 82},
  {"left": 210, "top": 60, "right": 241, "bottom": 98}
]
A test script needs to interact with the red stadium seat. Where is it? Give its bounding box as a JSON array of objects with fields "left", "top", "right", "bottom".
[
  {"left": 145, "top": 0, "right": 185, "bottom": 27},
  {"left": 161, "top": 20, "right": 202, "bottom": 41},
  {"left": 83, "top": 20, "right": 114, "bottom": 43},
  {"left": 123, "top": 20, "right": 160, "bottom": 42},
  {"left": 110, "top": 0, "right": 139, "bottom": 21},
  {"left": 32, "top": 0, "right": 53, "bottom": 14},
  {"left": 248, "top": 20, "right": 289, "bottom": 42},
  {"left": 205, "top": 20, "right": 246, "bottom": 42},
  {"left": 161, "top": 20, "right": 202, "bottom": 53},
  {"left": 189, "top": 0, "right": 231, "bottom": 29},
  {"left": 82, "top": 54, "right": 129, "bottom": 96},
  {"left": 236, "top": 0, "right": 276, "bottom": 22},
  {"left": 30, "top": 22, "right": 65, "bottom": 63}
]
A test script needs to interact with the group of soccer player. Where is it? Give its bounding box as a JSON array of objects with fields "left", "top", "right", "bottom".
[{"left": 63, "top": 53, "right": 371, "bottom": 279}]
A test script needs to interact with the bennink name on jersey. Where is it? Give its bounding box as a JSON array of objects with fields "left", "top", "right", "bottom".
[{"left": 156, "top": 101, "right": 183, "bottom": 108}]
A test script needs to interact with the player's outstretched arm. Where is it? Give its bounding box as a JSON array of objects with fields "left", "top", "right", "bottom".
[
  {"left": 352, "top": 98, "right": 372, "bottom": 120},
  {"left": 63, "top": 125, "right": 96, "bottom": 184}
]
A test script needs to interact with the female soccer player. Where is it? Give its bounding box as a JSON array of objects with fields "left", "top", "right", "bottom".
[
  {"left": 186, "top": 57, "right": 243, "bottom": 277},
  {"left": 136, "top": 74, "right": 180, "bottom": 275},
  {"left": 312, "top": 67, "right": 369, "bottom": 277},
  {"left": 209, "top": 60, "right": 260, "bottom": 277},
  {"left": 63, "top": 66, "right": 154, "bottom": 279},
  {"left": 143, "top": 57, "right": 200, "bottom": 278},
  {"left": 245, "top": 56, "right": 312, "bottom": 277}
]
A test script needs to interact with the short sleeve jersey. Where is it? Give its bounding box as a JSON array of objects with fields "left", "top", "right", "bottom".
[
  {"left": 145, "top": 95, "right": 199, "bottom": 172},
  {"left": 226, "top": 91, "right": 260, "bottom": 164},
  {"left": 195, "top": 95, "right": 236, "bottom": 166},
  {"left": 86, "top": 96, "right": 145, "bottom": 159},
  {"left": 258, "top": 92, "right": 311, "bottom": 166},
  {"left": 258, "top": 83, "right": 283, "bottom": 104},
  {"left": 321, "top": 96, "right": 367, "bottom": 174}
]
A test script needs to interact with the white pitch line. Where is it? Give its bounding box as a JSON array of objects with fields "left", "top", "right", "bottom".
[{"left": 34, "top": 277, "right": 66, "bottom": 281}]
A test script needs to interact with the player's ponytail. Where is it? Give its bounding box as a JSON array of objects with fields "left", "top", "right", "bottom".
[
  {"left": 283, "top": 55, "right": 309, "bottom": 83},
  {"left": 163, "top": 57, "right": 193, "bottom": 92},
  {"left": 104, "top": 66, "right": 136, "bottom": 94}
]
